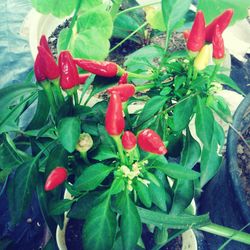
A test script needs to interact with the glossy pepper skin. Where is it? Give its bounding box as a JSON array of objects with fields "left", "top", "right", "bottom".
[
  {"left": 122, "top": 131, "right": 137, "bottom": 150},
  {"left": 34, "top": 54, "right": 46, "bottom": 82},
  {"left": 187, "top": 11, "right": 205, "bottom": 53},
  {"left": 44, "top": 167, "right": 68, "bottom": 191},
  {"left": 194, "top": 45, "right": 211, "bottom": 71},
  {"left": 79, "top": 73, "right": 91, "bottom": 85},
  {"left": 105, "top": 92, "right": 125, "bottom": 136},
  {"left": 59, "top": 51, "right": 79, "bottom": 90},
  {"left": 39, "top": 35, "right": 53, "bottom": 57},
  {"left": 118, "top": 72, "right": 128, "bottom": 85},
  {"left": 37, "top": 46, "right": 60, "bottom": 80},
  {"left": 205, "top": 9, "right": 234, "bottom": 42},
  {"left": 107, "top": 84, "right": 135, "bottom": 102},
  {"left": 137, "top": 129, "right": 167, "bottom": 155},
  {"left": 212, "top": 25, "right": 224, "bottom": 60},
  {"left": 74, "top": 59, "right": 118, "bottom": 77}
]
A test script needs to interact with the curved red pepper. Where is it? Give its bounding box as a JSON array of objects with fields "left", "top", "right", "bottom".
[
  {"left": 212, "top": 25, "right": 224, "bottom": 60},
  {"left": 74, "top": 59, "right": 118, "bottom": 77},
  {"left": 34, "top": 54, "right": 46, "bottom": 82},
  {"left": 105, "top": 92, "right": 125, "bottom": 136},
  {"left": 205, "top": 9, "right": 234, "bottom": 42},
  {"left": 39, "top": 35, "right": 53, "bottom": 57},
  {"left": 44, "top": 167, "right": 68, "bottom": 191},
  {"left": 137, "top": 129, "right": 167, "bottom": 155},
  {"left": 59, "top": 51, "right": 79, "bottom": 90},
  {"left": 122, "top": 131, "right": 137, "bottom": 150},
  {"left": 187, "top": 11, "right": 205, "bottom": 53},
  {"left": 118, "top": 72, "right": 128, "bottom": 85},
  {"left": 79, "top": 73, "right": 91, "bottom": 85},
  {"left": 107, "top": 84, "right": 135, "bottom": 102},
  {"left": 37, "top": 46, "right": 59, "bottom": 80}
]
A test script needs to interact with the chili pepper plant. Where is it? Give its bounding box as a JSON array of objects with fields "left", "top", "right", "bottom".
[{"left": 1, "top": 0, "right": 250, "bottom": 249}]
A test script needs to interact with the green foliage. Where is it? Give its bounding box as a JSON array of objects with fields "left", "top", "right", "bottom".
[{"left": 198, "top": 0, "right": 249, "bottom": 24}]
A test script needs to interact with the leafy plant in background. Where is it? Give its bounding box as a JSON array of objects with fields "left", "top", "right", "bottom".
[{"left": 0, "top": 0, "right": 250, "bottom": 249}]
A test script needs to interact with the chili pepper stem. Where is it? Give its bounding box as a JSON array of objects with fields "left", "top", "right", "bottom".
[
  {"left": 42, "top": 80, "right": 57, "bottom": 117},
  {"left": 80, "top": 152, "right": 90, "bottom": 165},
  {"left": 200, "top": 223, "right": 250, "bottom": 245},
  {"left": 51, "top": 79, "right": 64, "bottom": 106},
  {"left": 112, "top": 135, "right": 126, "bottom": 164},
  {"left": 135, "top": 83, "right": 155, "bottom": 92}
]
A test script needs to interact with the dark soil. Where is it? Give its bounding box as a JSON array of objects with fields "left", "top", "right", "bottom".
[{"left": 237, "top": 106, "right": 250, "bottom": 206}]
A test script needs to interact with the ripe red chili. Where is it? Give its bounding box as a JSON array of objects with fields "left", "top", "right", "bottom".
[
  {"left": 74, "top": 59, "right": 118, "bottom": 77},
  {"left": 122, "top": 131, "right": 137, "bottom": 150},
  {"left": 137, "top": 129, "right": 167, "bottom": 155},
  {"left": 78, "top": 73, "right": 91, "bottom": 85},
  {"left": 118, "top": 72, "right": 128, "bottom": 85},
  {"left": 39, "top": 35, "right": 53, "bottom": 57},
  {"left": 44, "top": 167, "right": 68, "bottom": 191},
  {"left": 105, "top": 92, "right": 125, "bottom": 136},
  {"left": 205, "top": 9, "right": 234, "bottom": 42},
  {"left": 187, "top": 11, "right": 205, "bottom": 53},
  {"left": 37, "top": 46, "right": 60, "bottom": 80},
  {"left": 59, "top": 51, "right": 79, "bottom": 90},
  {"left": 107, "top": 84, "right": 135, "bottom": 102},
  {"left": 212, "top": 24, "right": 224, "bottom": 60},
  {"left": 34, "top": 54, "right": 46, "bottom": 82}
]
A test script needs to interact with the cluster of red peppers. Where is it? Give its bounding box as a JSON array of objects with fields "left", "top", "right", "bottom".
[{"left": 185, "top": 9, "right": 233, "bottom": 68}]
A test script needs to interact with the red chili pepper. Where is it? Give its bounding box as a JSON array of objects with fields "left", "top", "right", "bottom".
[
  {"left": 118, "top": 72, "right": 128, "bottom": 85},
  {"left": 74, "top": 59, "right": 118, "bottom": 77},
  {"left": 105, "top": 92, "right": 125, "bottom": 136},
  {"left": 37, "top": 46, "right": 60, "bottom": 80},
  {"left": 34, "top": 54, "right": 46, "bottom": 82},
  {"left": 137, "top": 129, "right": 167, "bottom": 155},
  {"left": 44, "top": 167, "right": 68, "bottom": 191},
  {"left": 58, "top": 51, "right": 79, "bottom": 90},
  {"left": 187, "top": 11, "right": 205, "bottom": 53},
  {"left": 183, "top": 30, "right": 190, "bottom": 41},
  {"left": 122, "top": 131, "right": 137, "bottom": 150},
  {"left": 205, "top": 9, "right": 234, "bottom": 42},
  {"left": 78, "top": 73, "right": 91, "bottom": 85},
  {"left": 212, "top": 25, "right": 224, "bottom": 60},
  {"left": 39, "top": 35, "right": 53, "bottom": 57},
  {"left": 107, "top": 84, "right": 135, "bottom": 102}
]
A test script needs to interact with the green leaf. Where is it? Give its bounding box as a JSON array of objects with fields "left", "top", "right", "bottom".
[
  {"left": 206, "top": 95, "right": 232, "bottom": 123},
  {"left": 162, "top": 0, "right": 192, "bottom": 31},
  {"left": 174, "top": 75, "right": 186, "bottom": 91},
  {"left": 77, "top": 9, "right": 113, "bottom": 39},
  {"left": 110, "top": 178, "right": 125, "bottom": 195},
  {"left": 145, "top": 7, "right": 165, "bottom": 31},
  {"left": 134, "top": 180, "right": 152, "bottom": 208},
  {"left": 195, "top": 96, "right": 214, "bottom": 148},
  {"left": 200, "top": 137, "right": 222, "bottom": 187},
  {"left": 149, "top": 157, "right": 200, "bottom": 180},
  {"left": 120, "top": 191, "right": 142, "bottom": 250},
  {"left": 58, "top": 28, "right": 110, "bottom": 61},
  {"left": 214, "top": 120, "right": 225, "bottom": 152},
  {"left": 137, "top": 207, "right": 210, "bottom": 229},
  {"left": 31, "top": 0, "right": 77, "bottom": 17},
  {"left": 198, "top": 0, "right": 249, "bottom": 24},
  {"left": 73, "top": 163, "right": 113, "bottom": 191},
  {"left": 49, "top": 199, "right": 74, "bottom": 216},
  {"left": 83, "top": 195, "right": 117, "bottom": 250},
  {"left": 215, "top": 74, "right": 245, "bottom": 95},
  {"left": 136, "top": 96, "right": 167, "bottom": 126},
  {"left": 7, "top": 160, "right": 39, "bottom": 224},
  {"left": 58, "top": 117, "right": 81, "bottom": 153},
  {"left": 173, "top": 96, "right": 195, "bottom": 131},
  {"left": 92, "top": 145, "right": 118, "bottom": 161},
  {"left": 79, "top": 0, "right": 103, "bottom": 13},
  {"left": 180, "top": 128, "right": 201, "bottom": 169},
  {"left": 170, "top": 180, "right": 194, "bottom": 215}
]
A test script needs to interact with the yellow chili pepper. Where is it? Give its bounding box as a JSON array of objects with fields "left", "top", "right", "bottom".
[{"left": 194, "top": 45, "right": 211, "bottom": 71}]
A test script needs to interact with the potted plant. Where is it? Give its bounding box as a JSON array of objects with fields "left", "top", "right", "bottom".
[{"left": 1, "top": 0, "right": 250, "bottom": 249}]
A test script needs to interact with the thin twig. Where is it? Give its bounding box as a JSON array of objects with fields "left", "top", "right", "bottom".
[{"left": 229, "top": 124, "right": 250, "bottom": 150}]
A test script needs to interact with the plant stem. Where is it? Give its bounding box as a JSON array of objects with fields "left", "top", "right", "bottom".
[
  {"left": 51, "top": 79, "right": 64, "bottom": 107},
  {"left": 117, "top": 1, "right": 161, "bottom": 16},
  {"left": 200, "top": 223, "right": 250, "bottom": 245},
  {"left": 109, "top": 22, "right": 148, "bottom": 53},
  {"left": 229, "top": 124, "right": 250, "bottom": 150},
  {"left": 42, "top": 81, "right": 57, "bottom": 117},
  {"left": 135, "top": 83, "right": 155, "bottom": 92},
  {"left": 112, "top": 135, "right": 126, "bottom": 164},
  {"left": 110, "top": 0, "right": 123, "bottom": 19},
  {"left": 80, "top": 152, "right": 90, "bottom": 164},
  {"left": 65, "top": 0, "right": 82, "bottom": 49},
  {"left": 127, "top": 71, "right": 154, "bottom": 80},
  {"left": 210, "top": 64, "right": 220, "bottom": 83},
  {"left": 74, "top": 91, "right": 79, "bottom": 106}
]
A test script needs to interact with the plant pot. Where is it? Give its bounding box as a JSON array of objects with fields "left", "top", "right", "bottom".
[{"left": 198, "top": 93, "right": 250, "bottom": 249}]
